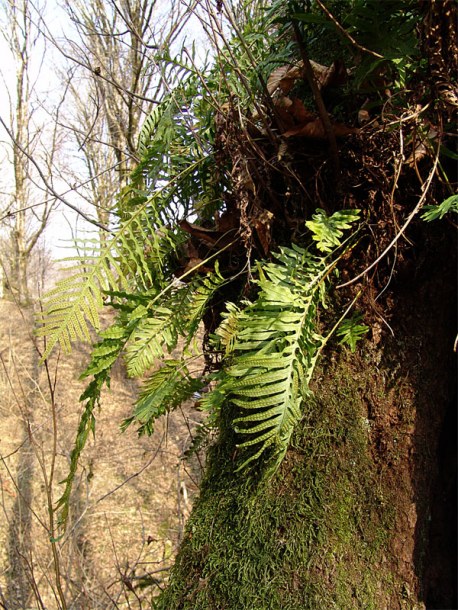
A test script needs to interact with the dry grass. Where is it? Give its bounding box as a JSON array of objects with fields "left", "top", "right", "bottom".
[{"left": 0, "top": 298, "right": 204, "bottom": 609}]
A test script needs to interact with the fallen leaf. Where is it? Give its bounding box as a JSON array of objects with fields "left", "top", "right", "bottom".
[
  {"left": 251, "top": 208, "right": 274, "bottom": 254},
  {"left": 283, "top": 118, "right": 357, "bottom": 139},
  {"left": 273, "top": 96, "right": 315, "bottom": 131},
  {"left": 290, "top": 98, "right": 315, "bottom": 123},
  {"left": 267, "top": 60, "right": 348, "bottom": 96},
  {"left": 267, "top": 64, "right": 302, "bottom": 95},
  {"left": 179, "top": 219, "right": 219, "bottom": 245}
]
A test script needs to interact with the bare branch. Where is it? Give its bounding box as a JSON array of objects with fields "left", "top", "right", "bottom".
[{"left": 0, "top": 115, "right": 111, "bottom": 232}]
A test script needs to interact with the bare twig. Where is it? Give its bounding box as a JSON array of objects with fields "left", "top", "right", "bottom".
[
  {"left": 0, "top": 115, "right": 111, "bottom": 233},
  {"left": 337, "top": 144, "right": 440, "bottom": 289},
  {"left": 315, "top": 0, "right": 383, "bottom": 60}
]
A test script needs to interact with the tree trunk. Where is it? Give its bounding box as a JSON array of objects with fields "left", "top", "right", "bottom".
[
  {"left": 156, "top": 221, "right": 456, "bottom": 610},
  {"left": 155, "top": 3, "right": 457, "bottom": 605}
]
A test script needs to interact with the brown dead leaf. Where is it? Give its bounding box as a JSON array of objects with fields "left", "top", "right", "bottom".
[
  {"left": 216, "top": 208, "right": 239, "bottom": 233},
  {"left": 309, "top": 60, "right": 334, "bottom": 89},
  {"left": 283, "top": 118, "right": 357, "bottom": 139},
  {"left": 267, "top": 64, "right": 302, "bottom": 95},
  {"left": 267, "top": 60, "right": 347, "bottom": 96},
  {"left": 320, "top": 59, "right": 348, "bottom": 89},
  {"left": 273, "top": 96, "right": 315, "bottom": 131},
  {"left": 358, "top": 109, "right": 371, "bottom": 125},
  {"left": 181, "top": 257, "right": 214, "bottom": 275},
  {"left": 179, "top": 219, "right": 219, "bottom": 245},
  {"left": 289, "top": 98, "right": 315, "bottom": 123},
  {"left": 251, "top": 208, "right": 274, "bottom": 255}
]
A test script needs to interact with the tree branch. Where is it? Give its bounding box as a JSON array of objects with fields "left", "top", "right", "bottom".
[{"left": 0, "top": 115, "right": 111, "bottom": 233}]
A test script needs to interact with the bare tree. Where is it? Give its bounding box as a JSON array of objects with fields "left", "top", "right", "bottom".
[
  {"left": 0, "top": 0, "right": 60, "bottom": 304},
  {"left": 55, "top": 0, "right": 183, "bottom": 234}
]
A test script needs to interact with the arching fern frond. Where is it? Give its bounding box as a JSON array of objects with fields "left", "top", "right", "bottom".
[
  {"left": 56, "top": 266, "right": 225, "bottom": 527},
  {"left": 213, "top": 301, "right": 243, "bottom": 356},
  {"left": 36, "top": 146, "right": 211, "bottom": 361},
  {"left": 207, "top": 207, "right": 360, "bottom": 473},
  {"left": 36, "top": 206, "right": 176, "bottom": 360},
  {"left": 55, "top": 372, "right": 104, "bottom": 528},
  {"left": 220, "top": 245, "right": 332, "bottom": 471},
  {"left": 56, "top": 314, "right": 134, "bottom": 528},
  {"left": 38, "top": 52, "right": 218, "bottom": 362}
]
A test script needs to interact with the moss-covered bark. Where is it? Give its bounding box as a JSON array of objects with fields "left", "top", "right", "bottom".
[
  {"left": 156, "top": 221, "right": 456, "bottom": 609},
  {"left": 152, "top": 3, "right": 458, "bottom": 608}
]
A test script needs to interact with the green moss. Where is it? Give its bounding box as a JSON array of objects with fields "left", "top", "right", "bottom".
[{"left": 155, "top": 352, "right": 399, "bottom": 609}]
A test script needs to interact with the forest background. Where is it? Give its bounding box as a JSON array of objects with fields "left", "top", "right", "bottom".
[{"left": 0, "top": 1, "right": 456, "bottom": 609}]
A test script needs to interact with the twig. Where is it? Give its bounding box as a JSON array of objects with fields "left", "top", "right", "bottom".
[
  {"left": 315, "top": 0, "right": 383, "bottom": 60},
  {"left": 0, "top": 115, "right": 111, "bottom": 233},
  {"left": 293, "top": 22, "right": 340, "bottom": 179}
]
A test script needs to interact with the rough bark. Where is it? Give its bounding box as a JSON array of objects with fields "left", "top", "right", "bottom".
[
  {"left": 156, "top": 220, "right": 456, "bottom": 610},
  {"left": 155, "top": 3, "right": 457, "bottom": 608}
]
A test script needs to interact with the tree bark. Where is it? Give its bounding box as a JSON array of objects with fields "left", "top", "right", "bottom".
[{"left": 156, "top": 221, "right": 456, "bottom": 610}]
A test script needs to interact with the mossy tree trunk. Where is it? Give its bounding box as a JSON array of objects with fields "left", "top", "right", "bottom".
[
  {"left": 155, "top": 3, "right": 457, "bottom": 608},
  {"left": 156, "top": 220, "right": 455, "bottom": 610}
]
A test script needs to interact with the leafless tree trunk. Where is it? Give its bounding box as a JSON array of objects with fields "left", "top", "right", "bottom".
[
  {"left": 58, "top": 0, "right": 184, "bottom": 234},
  {"left": 0, "top": 0, "right": 57, "bottom": 305}
]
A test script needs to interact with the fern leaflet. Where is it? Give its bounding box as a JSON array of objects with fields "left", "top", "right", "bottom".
[
  {"left": 123, "top": 359, "right": 203, "bottom": 436},
  {"left": 124, "top": 267, "right": 225, "bottom": 377}
]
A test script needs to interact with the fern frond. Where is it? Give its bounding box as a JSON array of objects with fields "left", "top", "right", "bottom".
[
  {"left": 125, "top": 359, "right": 203, "bottom": 435},
  {"left": 213, "top": 302, "right": 243, "bottom": 355},
  {"left": 56, "top": 315, "right": 133, "bottom": 529},
  {"left": 37, "top": 179, "right": 189, "bottom": 361},
  {"left": 421, "top": 194, "right": 458, "bottom": 221},
  {"left": 206, "top": 245, "right": 331, "bottom": 472},
  {"left": 228, "top": 208, "right": 361, "bottom": 473},
  {"left": 124, "top": 268, "right": 225, "bottom": 377},
  {"left": 38, "top": 45, "right": 222, "bottom": 362},
  {"left": 305, "top": 208, "right": 361, "bottom": 252},
  {"left": 206, "top": 205, "right": 361, "bottom": 474},
  {"left": 336, "top": 312, "right": 369, "bottom": 352},
  {"left": 56, "top": 370, "right": 107, "bottom": 528}
]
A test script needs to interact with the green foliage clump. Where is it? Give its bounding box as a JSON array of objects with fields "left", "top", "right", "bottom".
[{"left": 39, "top": 0, "right": 443, "bottom": 558}]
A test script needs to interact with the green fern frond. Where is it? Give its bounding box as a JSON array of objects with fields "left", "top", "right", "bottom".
[
  {"left": 125, "top": 359, "right": 203, "bottom": 435},
  {"left": 36, "top": 245, "right": 120, "bottom": 358},
  {"left": 207, "top": 206, "right": 360, "bottom": 473},
  {"left": 39, "top": 59, "right": 217, "bottom": 362},
  {"left": 213, "top": 302, "right": 243, "bottom": 355},
  {"left": 305, "top": 208, "right": 361, "bottom": 252},
  {"left": 80, "top": 321, "right": 131, "bottom": 379},
  {"left": 37, "top": 176, "right": 192, "bottom": 361},
  {"left": 124, "top": 306, "right": 178, "bottom": 377},
  {"left": 421, "top": 194, "right": 458, "bottom": 222},
  {"left": 56, "top": 370, "right": 107, "bottom": 528},
  {"left": 336, "top": 312, "right": 369, "bottom": 352},
  {"left": 207, "top": 245, "right": 332, "bottom": 472},
  {"left": 56, "top": 314, "right": 134, "bottom": 528},
  {"left": 124, "top": 267, "right": 225, "bottom": 377}
]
